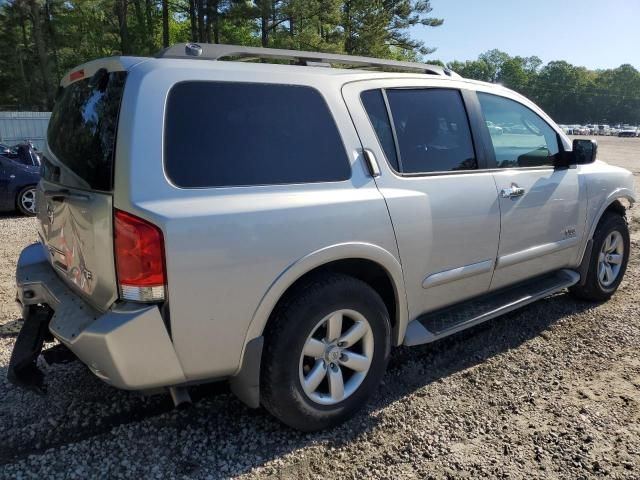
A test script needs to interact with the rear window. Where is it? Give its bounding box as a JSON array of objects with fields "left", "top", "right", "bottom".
[
  {"left": 46, "top": 70, "right": 127, "bottom": 191},
  {"left": 164, "top": 82, "right": 351, "bottom": 188}
]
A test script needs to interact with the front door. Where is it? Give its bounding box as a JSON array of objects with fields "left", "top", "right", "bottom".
[
  {"left": 476, "top": 92, "right": 585, "bottom": 289},
  {"left": 343, "top": 80, "right": 501, "bottom": 318}
]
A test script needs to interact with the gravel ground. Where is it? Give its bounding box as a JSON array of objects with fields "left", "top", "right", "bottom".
[{"left": 1, "top": 136, "right": 639, "bottom": 479}]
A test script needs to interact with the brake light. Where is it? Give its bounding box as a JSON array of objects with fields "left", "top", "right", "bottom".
[
  {"left": 69, "top": 69, "right": 85, "bottom": 82},
  {"left": 114, "top": 209, "right": 166, "bottom": 302}
]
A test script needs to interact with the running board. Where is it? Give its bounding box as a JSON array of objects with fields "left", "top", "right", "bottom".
[{"left": 404, "top": 269, "right": 579, "bottom": 346}]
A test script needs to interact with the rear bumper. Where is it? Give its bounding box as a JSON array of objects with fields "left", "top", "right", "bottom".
[{"left": 15, "top": 243, "right": 187, "bottom": 390}]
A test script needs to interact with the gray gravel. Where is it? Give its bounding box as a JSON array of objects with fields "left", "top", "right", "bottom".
[{"left": 1, "top": 136, "right": 639, "bottom": 479}]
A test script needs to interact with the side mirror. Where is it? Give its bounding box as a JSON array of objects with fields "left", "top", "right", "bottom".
[
  {"left": 571, "top": 138, "right": 597, "bottom": 165},
  {"left": 555, "top": 138, "right": 598, "bottom": 168}
]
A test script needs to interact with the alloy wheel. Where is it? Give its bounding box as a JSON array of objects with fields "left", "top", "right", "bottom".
[
  {"left": 598, "top": 230, "right": 624, "bottom": 287},
  {"left": 20, "top": 188, "right": 37, "bottom": 214},
  {"left": 299, "top": 309, "right": 374, "bottom": 406}
]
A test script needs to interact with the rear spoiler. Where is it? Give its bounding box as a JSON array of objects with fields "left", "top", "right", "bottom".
[{"left": 60, "top": 57, "right": 148, "bottom": 88}]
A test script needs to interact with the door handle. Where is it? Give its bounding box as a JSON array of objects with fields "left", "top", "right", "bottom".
[
  {"left": 363, "top": 149, "right": 381, "bottom": 177},
  {"left": 500, "top": 184, "right": 526, "bottom": 199}
]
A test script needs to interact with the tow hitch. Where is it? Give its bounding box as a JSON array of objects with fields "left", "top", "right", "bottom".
[{"left": 7, "top": 306, "right": 53, "bottom": 393}]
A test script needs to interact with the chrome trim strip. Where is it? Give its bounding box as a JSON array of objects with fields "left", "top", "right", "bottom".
[
  {"left": 422, "top": 259, "right": 494, "bottom": 289},
  {"left": 496, "top": 237, "right": 579, "bottom": 270}
]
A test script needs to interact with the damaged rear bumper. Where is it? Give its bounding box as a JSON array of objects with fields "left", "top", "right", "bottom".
[{"left": 10, "top": 243, "right": 187, "bottom": 390}]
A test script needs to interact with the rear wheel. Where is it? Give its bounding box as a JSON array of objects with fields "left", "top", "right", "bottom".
[
  {"left": 570, "top": 212, "right": 630, "bottom": 301},
  {"left": 16, "top": 186, "right": 37, "bottom": 216},
  {"left": 261, "top": 273, "right": 391, "bottom": 431}
]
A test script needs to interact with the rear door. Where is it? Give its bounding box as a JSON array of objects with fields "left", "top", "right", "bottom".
[
  {"left": 475, "top": 92, "right": 585, "bottom": 290},
  {"left": 343, "top": 80, "right": 501, "bottom": 318},
  {"left": 38, "top": 66, "right": 128, "bottom": 311}
]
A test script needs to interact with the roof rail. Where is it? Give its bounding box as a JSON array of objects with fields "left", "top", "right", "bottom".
[{"left": 156, "top": 43, "right": 459, "bottom": 77}]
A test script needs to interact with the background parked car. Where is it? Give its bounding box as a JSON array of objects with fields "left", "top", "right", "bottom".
[
  {"left": 486, "top": 120, "right": 503, "bottom": 135},
  {"left": 0, "top": 143, "right": 41, "bottom": 215},
  {"left": 618, "top": 126, "right": 639, "bottom": 137},
  {"left": 0, "top": 143, "right": 13, "bottom": 155}
]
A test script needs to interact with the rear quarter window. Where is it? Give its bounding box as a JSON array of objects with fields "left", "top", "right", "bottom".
[{"left": 164, "top": 82, "right": 351, "bottom": 188}]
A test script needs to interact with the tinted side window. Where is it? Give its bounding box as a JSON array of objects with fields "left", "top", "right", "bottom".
[
  {"left": 361, "top": 90, "right": 399, "bottom": 171},
  {"left": 478, "top": 93, "right": 559, "bottom": 168},
  {"left": 386, "top": 89, "right": 476, "bottom": 173},
  {"left": 165, "top": 82, "right": 351, "bottom": 188}
]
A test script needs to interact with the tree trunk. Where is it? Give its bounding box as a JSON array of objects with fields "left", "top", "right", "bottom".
[
  {"left": 343, "top": 0, "right": 353, "bottom": 54},
  {"left": 196, "top": 0, "right": 205, "bottom": 42},
  {"left": 162, "top": 0, "right": 169, "bottom": 47},
  {"left": 145, "top": 0, "right": 155, "bottom": 52},
  {"left": 44, "top": 0, "right": 61, "bottom": 84},
  {"left": 133, "top": 0, "right": 145, "bottom": 51},
  {"left": 16, "top": 12, "right": 32, "bottom": 108},
  {"left": 114, "top": 0, "right": 131, "bottom": 54},
  {"left": 206, "top": 0, "right": 220, "bottom": 44},
  {"left": 27, "top": 0, "right": 54, "bottom": 109},
  {"left": 261, "top": 15, "right": 268, "bottom": 47},
  {"left": 258, "top": 0, "right": 270, "bottom": 47},
  {"left": 188, "top": 0, "right": 197, "bottom": 41},
  {"left": 213, "top": 2, "right": 219, "bottom": 44},
  {"left": 205, "top": 0, "right": 212, "bottom": 43}
]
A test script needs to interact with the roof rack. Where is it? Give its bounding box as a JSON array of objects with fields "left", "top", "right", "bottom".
[{"left": 156, "top": 43, "right": 459, "bottom": 77}]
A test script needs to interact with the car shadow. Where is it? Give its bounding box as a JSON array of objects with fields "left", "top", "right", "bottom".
[
  {"left": 0, "top": 211, "right": 27, "bottom": 220},
  {"left": 0, "top": 291, "right": 600, "bottom": 475}
]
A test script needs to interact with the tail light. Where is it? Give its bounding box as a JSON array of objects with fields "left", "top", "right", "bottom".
[{"left": 114, "top": 209, "right": 166, "bottom": 302}]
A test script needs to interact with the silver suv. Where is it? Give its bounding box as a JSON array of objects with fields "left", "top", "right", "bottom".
[{"left": 9, "top": 44, "right": 636, "bottom": 431}]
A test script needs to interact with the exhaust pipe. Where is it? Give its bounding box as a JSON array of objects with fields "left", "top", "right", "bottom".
[{"left": 168, "top": 386, "right": 192, "bottom": 409}]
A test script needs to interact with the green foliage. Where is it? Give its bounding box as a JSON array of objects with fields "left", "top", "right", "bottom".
[
  {"left": 0, "top": 1, "right": 637, "bottom": 125},
  {"left": 447, "top": 51, "right": 640, "bottom": 124},
  {"left": 0, "top": 0, "right": 442, "bottom": 109}
]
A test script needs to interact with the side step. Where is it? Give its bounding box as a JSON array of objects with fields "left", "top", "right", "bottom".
[{"left": 404, "top": 269, "right": 579, "bottom": 346}]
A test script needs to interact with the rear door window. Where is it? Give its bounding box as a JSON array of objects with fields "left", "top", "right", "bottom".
[
  {"left": 46, "top": 70, "right": 127, "bottom": 191},
  {"left": 385, "top": 89, "right": 477, "bottom": 174},
  {"left": 164, "top": 82, "right": 351, "bottom": 188}
]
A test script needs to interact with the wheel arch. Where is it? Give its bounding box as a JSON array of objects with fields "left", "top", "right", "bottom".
[
  {"left": 579, "top": 189, "right": 635, "bottom": 265},
  {"left": 243, "top": 243, "right": 408, "bottom": 350},
  {"left": 588, "top": 190, "right": 634, "bottom": 239}
]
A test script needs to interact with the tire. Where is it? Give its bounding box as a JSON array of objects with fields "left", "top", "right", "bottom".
[
  {"left": 570, "top": 212, "right": 630, "bottom": 301},
  {"left": 261, "top": 273, "right": 391, "bottom": 431},
  {"left": 16, "top": 185, "right": 37, "bottom": 216}
]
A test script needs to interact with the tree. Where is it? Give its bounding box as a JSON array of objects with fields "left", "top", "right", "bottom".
[
  {"left": 0, "top": 0, "right": 638, "bottom": 126},
  {"left": 343, "top": 0, "right": 443, "bottom": 59}
]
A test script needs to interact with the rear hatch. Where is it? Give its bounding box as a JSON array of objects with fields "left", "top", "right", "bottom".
[{"left": 37, "top": 66, "right": 127, "bottom": 312}]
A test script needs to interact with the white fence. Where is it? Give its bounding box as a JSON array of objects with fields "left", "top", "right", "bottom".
[{"left": 0, "top": 111, "right": 51, "bottom": 151}]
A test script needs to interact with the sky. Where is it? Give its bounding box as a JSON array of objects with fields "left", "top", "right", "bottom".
[{"left": 412, "top": 0, "right": 640, "bottom": 70}]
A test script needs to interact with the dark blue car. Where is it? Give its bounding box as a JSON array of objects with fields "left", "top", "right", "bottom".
[{"left": 0, "top": 144, "right": 41, "bottom": 216}]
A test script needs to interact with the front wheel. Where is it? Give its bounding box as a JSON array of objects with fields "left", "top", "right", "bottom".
[
  {"left": 570, "top": 212, "right": 630, "bottom": 301},
  {"left": 16, "top": 185, "right": 37, "bottom": 216},
  {"left": 261, "top": 273, "right": 391, "bottom": 431}
]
